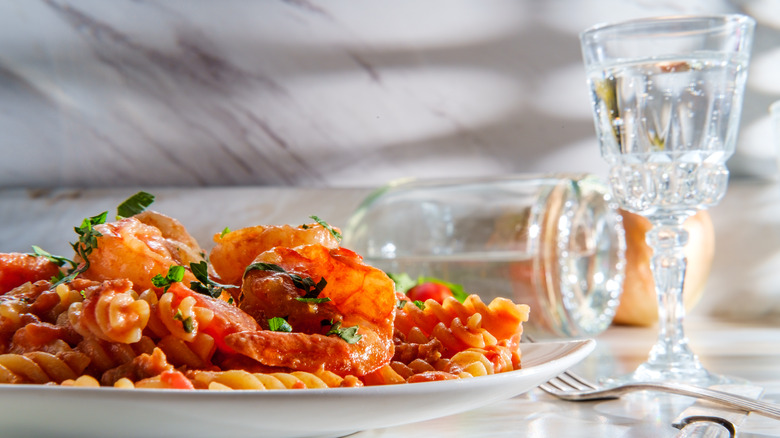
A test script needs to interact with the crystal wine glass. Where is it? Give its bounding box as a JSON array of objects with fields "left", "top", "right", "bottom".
[{"left": 580, "top": 15, "right": 755, "bottom": 384}]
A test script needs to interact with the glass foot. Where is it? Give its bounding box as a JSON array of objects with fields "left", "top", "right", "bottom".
[{"left": 602, "top": 360, "right": 748, "bottom": 388}]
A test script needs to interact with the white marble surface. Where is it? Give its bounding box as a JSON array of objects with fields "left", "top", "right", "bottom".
[
  {"left": 3, "top": 0, "right": 780, "bottom": 189},
  {"left": 1, "top": 179, "right": 778, "bottom": 323},
  {"left": 1, "top": 181, "right": 780, "bottom": 436}
]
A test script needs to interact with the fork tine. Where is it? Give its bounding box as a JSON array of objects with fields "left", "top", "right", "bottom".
[
  {"left": 559, "top": 370, "right": 599, "bottom": 391},
  {"left": 524, "top": 334, "right": 599, "bottom": 394}
]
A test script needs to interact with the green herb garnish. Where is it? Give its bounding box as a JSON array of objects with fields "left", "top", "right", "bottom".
[
  {"left": 151, "top": 265, "right": 185, "bottom": 292},
  {"left": 387, "top": 272, "right": 417, "bottom": 294},
  {"left": 189, "top": 260, "right": 238, "bottom": 299},
  {"left": 52, "top": 212, "right": 108, "bottom": 288},
  {"left": 116, "top": 191, "right": 155, "bottom": 219},
  {"left": 325, "top": 321, "right": 362, "bottom": 344},
  {"left": 244, "top": 262, "right": 330, "bottom": 303},
  {"left": 30, "top": 245, "right": 75, "bottom": 269},
  {"left": 173, "top": 310, "right": 194, "bottom": 333},
  {"left": 219, "top": 227, "right": 231, "bottom": 238},
  {"left": 327, "top": 322, "right": 361, "bottom": 344},
  {"left": 268, "top": 317, "right": 293, "bottom": 332},
  {"left": 307, "top": 215, "right": 342, "bottom": 242},
  {"left": 413, "top": 300, "right": 425, "bottom": 310}
]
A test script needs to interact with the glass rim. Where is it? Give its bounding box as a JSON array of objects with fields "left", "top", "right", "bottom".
[{"left": 580, "top": 14, "right": 756, "bottom": 40}]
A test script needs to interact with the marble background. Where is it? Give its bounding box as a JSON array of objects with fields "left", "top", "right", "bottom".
[{"left": 2, "top": 0, "right": 780, "bottom": 189}]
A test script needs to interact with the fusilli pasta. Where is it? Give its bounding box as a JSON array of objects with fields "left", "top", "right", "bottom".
[{"left": 0, "top": 202, "right": 531, "bottom": 390}]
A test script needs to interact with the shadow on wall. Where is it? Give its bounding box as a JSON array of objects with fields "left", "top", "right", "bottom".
[{"left": 0, "top": 0, "right": 778, "bottom": 188}]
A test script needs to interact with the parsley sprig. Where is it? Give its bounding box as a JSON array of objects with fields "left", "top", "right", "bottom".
[
  {"left": 323, "top": 320, "right": 362, "bottom": 344},
  {"left": 304, "top": 215, "right": 342, "bottom": 242},
  {"left": 189, "top": 261, "right": 239, "bottom": 298},
  {"left": 151, "top": 265, "right": 185, "bottom": 292},
  {"left": 30, "top": 245, "right": 76, "bottom": 270},
  {"left": 35, "top": 191, "right": 157, "bottom": 288},
  {"left": 173, "top": 310, "right": 194, "bottom": 333},
  {"left": 244, "top": 262, "right": 331, "bottom": 304},
  {"left": 116, "top": 191, "right": 155, "bottom": 219},
  {"left": 268, "top": 317, "right": 293, "bottom": 332},
  {"left": 49, "top": 212, "right": 108, "bottom": 287}
]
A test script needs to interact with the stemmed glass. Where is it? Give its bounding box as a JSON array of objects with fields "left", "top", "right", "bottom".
[{"left": 580, "top": 15, "right": 755, "bottom": 385}]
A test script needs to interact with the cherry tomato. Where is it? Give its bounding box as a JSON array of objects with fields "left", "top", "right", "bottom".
[
  {"left": 160, "top": 370, "right": 195, "bottom": 390},
  {"left": 406, "top": 282, "right": 453, "bottom": 304}
]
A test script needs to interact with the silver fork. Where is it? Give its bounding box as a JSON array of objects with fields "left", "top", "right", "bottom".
[
  {"left": 539, "top": 370, "right": 780, "bottom": 421},
  {"left": 527, "top": 339, "right": 780, "bottom": 421}
]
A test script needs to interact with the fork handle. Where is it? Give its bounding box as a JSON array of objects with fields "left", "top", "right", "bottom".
[{"left": 628, "top": 383, "right": 780, "bottom": 421}]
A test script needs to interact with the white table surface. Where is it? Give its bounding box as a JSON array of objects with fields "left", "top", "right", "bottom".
[{"left": 1, "top": 179, "right": 779, "bottom": 437}]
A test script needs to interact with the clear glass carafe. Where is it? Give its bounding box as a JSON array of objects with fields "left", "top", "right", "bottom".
[{"left": 342, "top": 174, "right": 626, "bottom": 339}]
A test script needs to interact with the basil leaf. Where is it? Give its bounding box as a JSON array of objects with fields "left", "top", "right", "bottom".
[{"left": 117, "top": 191, "right": 155, "bottom": 219}]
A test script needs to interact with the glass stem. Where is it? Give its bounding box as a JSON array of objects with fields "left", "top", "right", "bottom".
[{"left": 642, "top": 220, "right": 704, "bottom": 376}]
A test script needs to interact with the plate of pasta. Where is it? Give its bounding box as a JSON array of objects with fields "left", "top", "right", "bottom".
[
  {"left": 0, "top": 339, "right": 594, "bottom": 438},
  {"left": 0, "top": 192, "right": 596, "bottom": 437}
]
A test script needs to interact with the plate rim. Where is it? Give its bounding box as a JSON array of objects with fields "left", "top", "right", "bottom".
[{"left": 0, "top": 339, "right": 596, "bottom": 438}]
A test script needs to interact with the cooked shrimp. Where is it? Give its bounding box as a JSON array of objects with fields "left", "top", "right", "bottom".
[
  {"left": 81, "top": 217, "right": 197, "bottom": 293},
  {"left": 0, "top": 253, "right": 62, "bottom": 294},
  {"left": 133, "top": 210, "right": 206, "bottom": 268},
  {"left": 225, "top": 244, "right": 396, "bottom": 376},
  {"left": 209, "top": 223, "right": 340, "bottom": 286},
  {"left": 164, "top": 282, "right": 261, "bottom": 354}
]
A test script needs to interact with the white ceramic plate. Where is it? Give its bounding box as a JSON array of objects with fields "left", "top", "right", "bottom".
[{"left": 0, "top": 339, "right": 594, "bottom": 438}]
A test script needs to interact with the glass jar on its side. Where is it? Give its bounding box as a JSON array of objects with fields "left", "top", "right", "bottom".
[{"left": 341, "top": 174, "right": 626, "bottom": 339}]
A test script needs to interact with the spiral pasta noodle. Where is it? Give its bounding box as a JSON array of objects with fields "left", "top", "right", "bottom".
[
  {"left": 396, "top": 295, "right": 529, "bottom": 343},
  {"left": 141, "top": 290, "right": 215, "bottom": 344},
  {"left": 0, "top": 351, "right": 90, "bottom": 384},
  {"left": 68, "top": 280, "right": 150, "bottom": 344},
  {"left": 189, "top": 369, "right": 356, "bottom": 390},
  {"left": 75, "top": 336, "right": 156, "bottom": 375}
]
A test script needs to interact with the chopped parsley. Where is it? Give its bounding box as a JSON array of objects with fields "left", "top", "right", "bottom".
[
  {"left": 219, "top": 227, "right": 231, "bottom": 238},
  {"left": 268, "top": 317, "right": 292, "bottom": 332},
  {"left": 151, "top": 265, "right": 185, "bottom": 292},
  {"left": 189, "top": 261, "right": 238, "bottom": 299},
  {"left": 173, "top": 310, "right": 194, "bottom": 333},
  {"left": 51, "top": 211, "right": 108, "bottom": 288},
  {"left": 116, "top": 191, "right": 155, "bottom": 219},
  {"left": 413, "top": 300, "right": 425, "bottom": 310},
  {"left": 325, "top": 321, "right": 362, "bottom": 344},
  {"left": 305, "top": 215, "right": 342, "bottom": 242},
  {"left": 244, "top": 262, "right": 331, "bottom": 304},
  {"left": 30, "top": 245, "right": 75, "bottom": 269}
]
